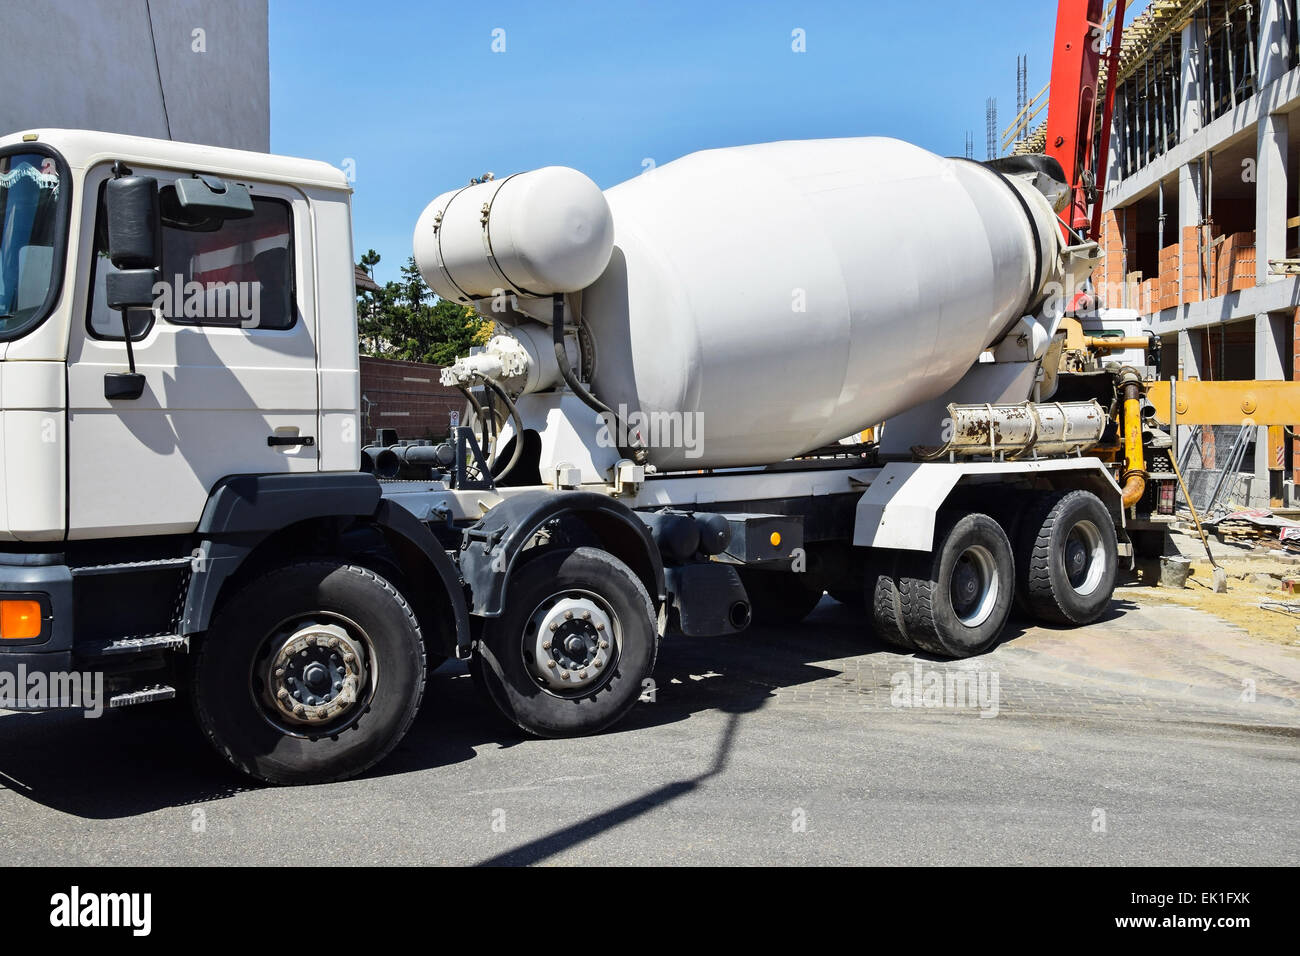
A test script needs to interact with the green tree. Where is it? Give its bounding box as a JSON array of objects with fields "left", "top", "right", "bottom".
[{"left": 355, "top": 253, "right": 491, "bottom": 364}]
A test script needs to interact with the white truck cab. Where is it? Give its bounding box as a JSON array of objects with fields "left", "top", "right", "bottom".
[{"left": 0, "top": 129, "right": 359, "bottom": 542}]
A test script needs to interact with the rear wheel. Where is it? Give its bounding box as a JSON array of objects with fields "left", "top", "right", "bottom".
[
  {"left": 474, "top": 547, "right": 658, "bottom": 737},
  {"left": 192, "top": 561, "right": 426, "bottom": 785},
  {"left": 897, "top": 512, "right": 1014, "bottom": 658},
  {"left": 738, "top": 568, "right": 824, "bottom": 626},
  {"left": 1016, "top": 490, "right": 1117, "bottom": 625},
  {"left": 869, "top": 553, "right": 916, "bottom": 651}
]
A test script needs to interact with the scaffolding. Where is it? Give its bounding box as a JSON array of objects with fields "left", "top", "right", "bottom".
[
  {"left": 986, "top": 98, "right": 999, "bottom": 160},
  {"left": 1177, "top": 423, "right": 1254, "bottom": 517},
  {"left": 1006, "top": 0, "right": 1277, "bottom": 166}
]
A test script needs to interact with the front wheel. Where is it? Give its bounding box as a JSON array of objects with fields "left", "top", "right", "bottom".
[
  {"left": 192, "top": 561, "right": 426, "bottom": 785},
  {"left": 474, "top": 547, "right": 658, "bottom": 737}
]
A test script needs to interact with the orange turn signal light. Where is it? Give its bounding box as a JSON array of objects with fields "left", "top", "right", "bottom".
[
  {"left": 769, "top": 531, "right": 782, "bottom": 548},
  {"left": 0, "top": 600, "right": 42, "bottom": 640}
]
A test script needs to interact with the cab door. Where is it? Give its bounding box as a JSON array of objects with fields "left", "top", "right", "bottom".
[{"left": 66, "top": 167, "right": 320, "bottom": 538}]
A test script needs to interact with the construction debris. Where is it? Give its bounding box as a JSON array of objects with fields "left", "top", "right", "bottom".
[{"left": 1201, "top": 508, "right": 1300, "bottom": 551}]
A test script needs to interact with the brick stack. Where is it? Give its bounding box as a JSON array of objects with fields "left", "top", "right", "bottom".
[
  {"left": 1139, "top": 277, "right": 1159, "bottom": 314},
  {"left": 1157, "top": 242, "right": 1181, "bottom": 311},
  {"left": 1179, "top": 224, "right": 1221, "bottom": 304},
  {"left": 359, "top": 356, "right": 464, "bottom": 443},
  {"left": 1097, "top": 209, "right": 1137, "bottom": 308},
  {"left": 1216, "top": 231, "right": 1256, "bottom": 293}
]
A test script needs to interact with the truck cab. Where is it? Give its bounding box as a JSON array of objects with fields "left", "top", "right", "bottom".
[{"left": 0, "top": 129, "right": 359, "bottom": 544}]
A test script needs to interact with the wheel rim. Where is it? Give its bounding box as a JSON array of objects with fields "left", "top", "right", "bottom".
[
  {"left": 521, "top": 590, "right": 620, "bottom": 699},
  {"left": 950, "top": 545, "right": 999, "bottom": 628},
  {"left": 1063, "top": 519, "right": 1106, "bottom": 596},
  {"left": 251, "top": 614, "right": 376, "bottom": 737}
]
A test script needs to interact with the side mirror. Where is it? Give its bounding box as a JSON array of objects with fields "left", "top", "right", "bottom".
[
  {"left": 102, "top": 173, "right": 158, "bottom": 400},
  {"left": 104, "top": 176, "right": 159, "bottom": 271}
]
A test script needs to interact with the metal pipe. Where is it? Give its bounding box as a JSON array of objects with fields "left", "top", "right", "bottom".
[
  {"left": 1168, "top": 446, "right": 1222, "bottom": 574},
  {"left": 361, "top": 445, "right": 401, "bottom": 480},
  {"left": 1206, "top": 6, "right": 1218, "bottom": 116},
  {"left": 1244, "top": 1, "right": 1258, "bottom": 95},
  {"left": 1226, "top": 4, "right": 1238, "bottom": 108},
  {"left": 1158, "top": 178, "right": 1166, "bottom": 249},
  {"left": 1083, "top": 335, "right": 1151, "bottom": 350}
]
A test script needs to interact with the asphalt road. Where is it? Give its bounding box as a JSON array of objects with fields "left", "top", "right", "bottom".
[{"left": 1, "top": 594, "right": 1297, "bottom": 866}]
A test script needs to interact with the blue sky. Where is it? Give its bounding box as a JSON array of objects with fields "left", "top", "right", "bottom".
[{"left": 270, "top": 0, "right": 1148, "bottom": 286}]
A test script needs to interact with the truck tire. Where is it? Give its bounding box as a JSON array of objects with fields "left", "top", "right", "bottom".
[
  {"left": 737, "top": 568, "right": 824, "bottom": 626},
  {"left": 897, "top": 512, "right": 1014, "bottom": 658},
  {"left": 1016, "top": 490, "right": 1117, "bottom": 625},
  {"left": 869, "top": 554, "right": 915, "bottom": 651},
  {"left": 474, "top": 546, "right": 657, "bottom": 737},
  {"left": 192, "top": 561, "right": 425, "bottom": 785}
]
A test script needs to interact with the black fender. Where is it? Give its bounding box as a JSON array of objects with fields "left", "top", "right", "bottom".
[
  {"left": 182, "top": 474, "right": 471, "bottom": 657},
  {"left": 371, "top": 498, "right": 472, "bottom": 657},
  {"left": 459, "top": 490, "right": 665, "bottom": 618}
]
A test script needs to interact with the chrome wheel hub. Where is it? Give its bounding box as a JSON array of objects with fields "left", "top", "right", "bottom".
[
  {"left": 262, "top": 621, "right": 368, "bottom": 727},
  {"left": 526, "top": 594, "right": 617, "bottom": 695},
  {"left": 1064, "top": 520, "right": 1106, "bottom": 595},
  {"left": 950, "top": 545, "right": 999, "bottom": 628}
]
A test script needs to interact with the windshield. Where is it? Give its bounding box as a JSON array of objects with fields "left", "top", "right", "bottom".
[{"left": 0, "top": 149, "right": 64, "bottom": 337}]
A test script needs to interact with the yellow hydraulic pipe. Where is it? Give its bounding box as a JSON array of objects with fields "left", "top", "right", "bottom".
[{"left": 1119, "top": 370, "right": 1146, "bottom": 508}]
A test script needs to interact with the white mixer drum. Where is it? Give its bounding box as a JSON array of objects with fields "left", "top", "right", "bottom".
[{"left": 578, "top": 137, "right": 1060, "bottom": 470}]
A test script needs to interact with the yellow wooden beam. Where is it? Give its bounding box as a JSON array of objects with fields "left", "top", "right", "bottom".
[{"left": 1147, "top": 380, "right": 1300, "bottom": 426}]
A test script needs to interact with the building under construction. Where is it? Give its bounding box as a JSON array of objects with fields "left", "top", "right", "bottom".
[{"left": 1009, "top": 0, "right": 1299, "bottom": 505}]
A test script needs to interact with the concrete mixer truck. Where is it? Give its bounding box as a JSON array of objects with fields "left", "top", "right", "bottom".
[
  {"left": 0, "top": 0, "right": 1166, "bottom": 786},
  {"left": 0, "top": 123, "right": 1173, "bottom": 784}
]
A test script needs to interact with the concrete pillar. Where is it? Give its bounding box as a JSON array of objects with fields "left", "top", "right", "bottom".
[
  {"left": 1178, "top": 328, "right": 1205, "bottom": 378},
  {"left": 1180, "top": 20, "right": 1204, "bottom": 137},
  {"left": 1256, "top": 111, "right": 1288, "bottom": 284},
  {"left": 1106, "top": 89, "right": 1125, "bottom": 191},
  {"left": 1258, "top": 0, "right": 1290, "bottom": 90},
  {"left": 1178, "top": 161, "right": 1203, "bottom": 292},
  {"left": 1254, "top": 311, "right": 1288, "bottom": 503},
  {"left": 1177, "top": 328, "right": 1205, "bottom": 452}
]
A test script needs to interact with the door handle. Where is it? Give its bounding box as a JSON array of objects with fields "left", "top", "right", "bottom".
[{"left": 268, "top": 435, "right": 314, "bottom": 447}]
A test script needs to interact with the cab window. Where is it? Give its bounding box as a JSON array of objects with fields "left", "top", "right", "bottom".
[{"left": 88, "top": 183, "right": 296, "bottom": 339}]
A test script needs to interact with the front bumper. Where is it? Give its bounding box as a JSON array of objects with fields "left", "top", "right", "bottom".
[{"left": 0, "top": 554, "right": 74, "bottom": 678}]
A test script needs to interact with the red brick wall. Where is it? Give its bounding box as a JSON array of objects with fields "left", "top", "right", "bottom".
[
  {"left": 1098, "top": 208, "right": 1138, "bottom": 309},
  {"left": 359, "top": 356, "right": 463, "bottom": 443}
]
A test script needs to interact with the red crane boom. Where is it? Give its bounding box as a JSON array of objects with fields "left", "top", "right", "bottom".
[{"left": 1043, "top": 0, "right": 1128, "bottom": 242}]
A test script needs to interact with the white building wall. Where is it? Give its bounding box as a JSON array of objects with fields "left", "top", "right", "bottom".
[{"left": 0, "top": 0, "right": 269, "bottom": 151}]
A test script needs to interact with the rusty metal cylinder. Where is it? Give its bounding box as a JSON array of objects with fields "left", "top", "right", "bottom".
[{"left": 921, "top": 400, "right": 1105, "bottom": 460}]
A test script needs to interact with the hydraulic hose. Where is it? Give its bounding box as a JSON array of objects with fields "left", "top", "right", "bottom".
[
  {"left": 453, "top": 383, "right": 492, "bottom": 461},
  {"left": 551, "top": 294, "right": 647, "bottom": 464},
  {"left": 481, "top": 375, "right": 525, "bottom": 482}
]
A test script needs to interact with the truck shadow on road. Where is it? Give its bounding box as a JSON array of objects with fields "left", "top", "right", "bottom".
[{"left": 0, "top": 596, "right": 1128, "bottom": 822}]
